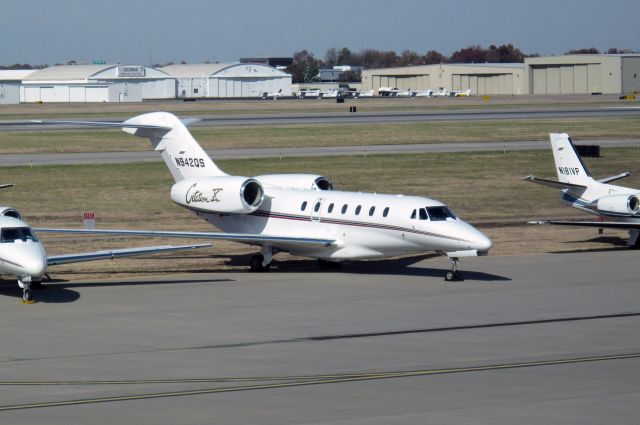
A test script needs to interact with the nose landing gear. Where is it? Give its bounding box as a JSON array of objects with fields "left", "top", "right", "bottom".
[
  {"left": 18, "top": 276, "right": 34, "bottom": 303},
  {"left": 445, "top": 257, "right": 463, "bottom": 281}
]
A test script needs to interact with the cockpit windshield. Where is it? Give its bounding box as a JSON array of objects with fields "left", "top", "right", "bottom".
[
  {"left": 1, "top": 227, "right": 39, "bottom": 243},
  {"left": 426, "top": 207, "right": 457, "bottom": 221}
]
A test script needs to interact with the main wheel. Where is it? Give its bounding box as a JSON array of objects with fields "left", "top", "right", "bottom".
[
  {"left": 249, "top": 254, "right": 271, "bottom": 272},
  {"left": 445, "top": 271, "right": 454, "bottom": 281}
]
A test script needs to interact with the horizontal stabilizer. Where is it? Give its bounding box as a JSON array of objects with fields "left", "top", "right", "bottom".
[
  {"left": 598, "top": 172, "right": 631, "bottom": 184},
  {"left": 528, "top": 220, "right": 640, "bottom": 230},
  {"left": 31, "top": 119, "right": 172, "bottom": 131},
  {"left": 47, "top": 243, "right": 211, "bottom": 266},
  {"left": 35, "top": 228, "right": 336, "bottom": 249},
  {"left": 522, "top": 175, "right": 587, "bottom": 190}
]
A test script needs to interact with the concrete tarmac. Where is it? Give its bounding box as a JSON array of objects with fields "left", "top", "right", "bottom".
[{"left": 0, "top": 250, "right": 638, "bottom": 423}]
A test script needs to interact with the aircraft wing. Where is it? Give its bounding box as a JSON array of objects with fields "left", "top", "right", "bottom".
[
  {"left": 46, "top": 243, "right": 211, "bottom": 266},
  {"left": 528, "top": 220, "right": 640, "bottom": 230},
  {"left": 522, "top": 175, "right": 587, "bottom": 190},
  {"left": 35, "top": 228, "right": 336, "bottom": 249}
]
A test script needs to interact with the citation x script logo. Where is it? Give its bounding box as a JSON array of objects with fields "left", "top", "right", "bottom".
[
  {"left": 558, "top": 167, "right": 580, "bottom": 176},
  {"left": 185, "top": 183, "right": 223, "bottom": 204}
]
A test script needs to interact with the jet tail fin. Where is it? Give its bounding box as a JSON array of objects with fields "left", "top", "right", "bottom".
[
  {"left": 549, "top": 133, "right": 594, "bottom": 187},
  {"left": 122, "top": 112, "right": 227, "bottom": 181},
  {"left": 32, "top": 114, "right": 225, "bottom": 182}
]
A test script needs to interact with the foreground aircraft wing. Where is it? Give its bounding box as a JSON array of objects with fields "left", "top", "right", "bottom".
[
  {"left": 46, "top": 243, "right": 211, "bottom": 266},
  {"left": 522, "top": 175, "right": 587, "bottom": 190},
  {"left": 35, "top": 228, "right": 336, "bottom": 249},
  {"left": 528, "top": 220, "right": 640, "bottom": 230}
]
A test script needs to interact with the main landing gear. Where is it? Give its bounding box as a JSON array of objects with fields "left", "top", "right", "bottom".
[
  {"left": 445, "top": 257, "right": 463, "bottom": 281},
  {"left": 249, "top": 244, "right": 273, "bottom": 272}
]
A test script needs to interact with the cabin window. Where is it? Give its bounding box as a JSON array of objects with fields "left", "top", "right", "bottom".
[
  {"left": 355, "top": 205, "right": 362, "bottom": 215},
  {"left": 419, "top": 208, "right": 428, "bottom": 220},
  {"left": 369, "top": 206, "right": 375, "bottom": 216},
  {"left": 411, "top": 209, "right": 417, "bottom": 219},
  {"left": 314, "top": 202, "right": 321, "bottom": 213},
  {"left": 1, "top": 227, "right": 38, "bottom": 243},
  {"left": 427, "top": 206, "right": 456, "bottom": 221},
  {"left": 301, "top": 201, "right": 307, "bottom": 211},
  {"left": 383, "top": 207, "right": 390, "bottom": 217},
  {"left": 328, "top": 203, "right": 334, "bottom": 213},
  {"left": 341, "top": 204, "right": 348, "bottom": 214}
]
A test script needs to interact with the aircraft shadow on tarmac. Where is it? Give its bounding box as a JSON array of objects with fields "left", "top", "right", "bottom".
[
  {"left": 224, "top": 253, "right": 511, "bottom": 281},
  {"left": 551, "top": 235, "right": 632, "bottom": 254}
]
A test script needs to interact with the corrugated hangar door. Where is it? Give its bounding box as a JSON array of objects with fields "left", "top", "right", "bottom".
[{"left": 531, "top": 64, "right": 600, "bottom": 94}]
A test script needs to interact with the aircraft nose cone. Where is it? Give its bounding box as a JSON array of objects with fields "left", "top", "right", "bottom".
[
  {"left": 20, "top": 245, "right": 47, "bottom": 278},
  {"left": 21, "top": 250, "right": 47, "bottom": 278},
  {"left": 473, "top": 231, "right": 492, "bottom": 254}
]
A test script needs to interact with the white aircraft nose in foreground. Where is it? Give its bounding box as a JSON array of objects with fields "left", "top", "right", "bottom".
[
  {"left": 36, "top": 112, "right": 492, "bottom": 280},
  {"left": 0, "top": 185, "right": 210, "bottom": 303}
]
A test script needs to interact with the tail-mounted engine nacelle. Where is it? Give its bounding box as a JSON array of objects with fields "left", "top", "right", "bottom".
[
  {"left": 254, "top": 174, "right": 334, "bottom": 191},
  {"left": 171, "top": 176, "right": 264, "bottom": 214},
  {"left": 596, "top": 194, "right": 640, "bottom": 215},
  {"left": 0, "top": 207, "right": 22, "bottom": 220}
]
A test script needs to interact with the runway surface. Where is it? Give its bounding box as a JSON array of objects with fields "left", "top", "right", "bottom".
[
  {"left": 2, "top": 105, "right": 640, "bottom": 131},
  {"left": 0, "top": 250, "right": 638, "bottom": 423},
  {"left": 1, "top": 139, "right": 639, "bottom": 166}
]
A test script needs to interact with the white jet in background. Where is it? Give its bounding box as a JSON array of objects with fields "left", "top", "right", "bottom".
[
  {"left": 0, "top": 185, "right": 210, "bottom": 302},
  {"left": 524, "top": 133, "right": 640, "bottom": 247},
  {"left": 35, "top": 112, "right": 492, "bottom": 280}
]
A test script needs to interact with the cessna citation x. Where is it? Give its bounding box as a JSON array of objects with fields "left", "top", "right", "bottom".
[
  {"left": 524, "top": 133, "right": 640, "bottom": 247},
  {"left": 0, "top": 185, "right": 210, "bottom": 302},
  {"left": 35, "top": 112, "right": 492, "bottom": 279}
]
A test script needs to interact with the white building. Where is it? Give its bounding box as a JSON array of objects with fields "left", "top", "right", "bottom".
[
  {"left": 0, "top": 70, "right": 34, "bottom": 104},
  {"left": 21, "top": 65, "right": 176, "bottom": 103},
  {"left": 161, "top": 63, "right": 292, "bottom": 98}
]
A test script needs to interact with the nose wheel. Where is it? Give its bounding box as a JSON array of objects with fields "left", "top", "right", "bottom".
[
  {"left": 18, "top": 277, "right": 35, "bottom": 303},
  {"left": 445, "top": 257, "right": 463, "bottom": 281}
]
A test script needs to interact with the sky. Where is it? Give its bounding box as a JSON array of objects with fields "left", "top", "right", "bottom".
[{"left": 1, "top": 0, "right": 639, "bottom": 66}]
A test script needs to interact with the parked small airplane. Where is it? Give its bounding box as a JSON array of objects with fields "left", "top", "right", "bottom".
[
  {"left": 396, "top": 89, "right": 416, "bottom": 97},
  {"left": 34, "top": 112, "right": 492, "bottom": 280},
  {"left": 261, "top": 89, "right": 283, "bottom": 99},
  {"left": 523, "top": 133, "right": 640, "bottom": 247},
  {"left": 378, "top": 87, "right": 399, "bottom": 97},
  {"left": 453, "top": 89, "right": 472, "bottom": 97},
  {"left": 0, "top": 186, "right": 210, "bottom": 302}
]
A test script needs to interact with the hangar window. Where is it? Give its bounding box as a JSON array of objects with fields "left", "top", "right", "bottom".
[
  {"left": 355, "top": 205, "right": 362, "bottom": 215},
  {"left": 383, "top": 207, "right": 390, "bottom": 217},
  {"left": 328, "top": 203, "right": 334, "bottom": 213},
  {"left": 369, "top": 206, "right": 375, "bottom": 216},
  {"left": 301, "top": 201, "right": 307, "bottom": 211},
  {"left": 341, "top": 204, "right": 348, "bottom": 214},
  {"left": 194, "top": 88, "right": 199, "bottom": 93}
]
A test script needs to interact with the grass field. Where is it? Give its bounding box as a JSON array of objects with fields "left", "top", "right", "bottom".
[
  {"left": 1, "top": 148, "right": 638, "bottom": 280},
  {"left": 2, "top": 117, "right": 640, "bottom": 154}
]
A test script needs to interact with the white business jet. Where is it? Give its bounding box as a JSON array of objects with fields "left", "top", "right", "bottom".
[
  {"left": 35, "top": 112, "right": 492, "bottom": 280},
  {"left": 524, "top": 133, "right": 640, "bottom": 247},
  {"left": 0, "top": 186, "right": 210, "bottom": 302}
]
